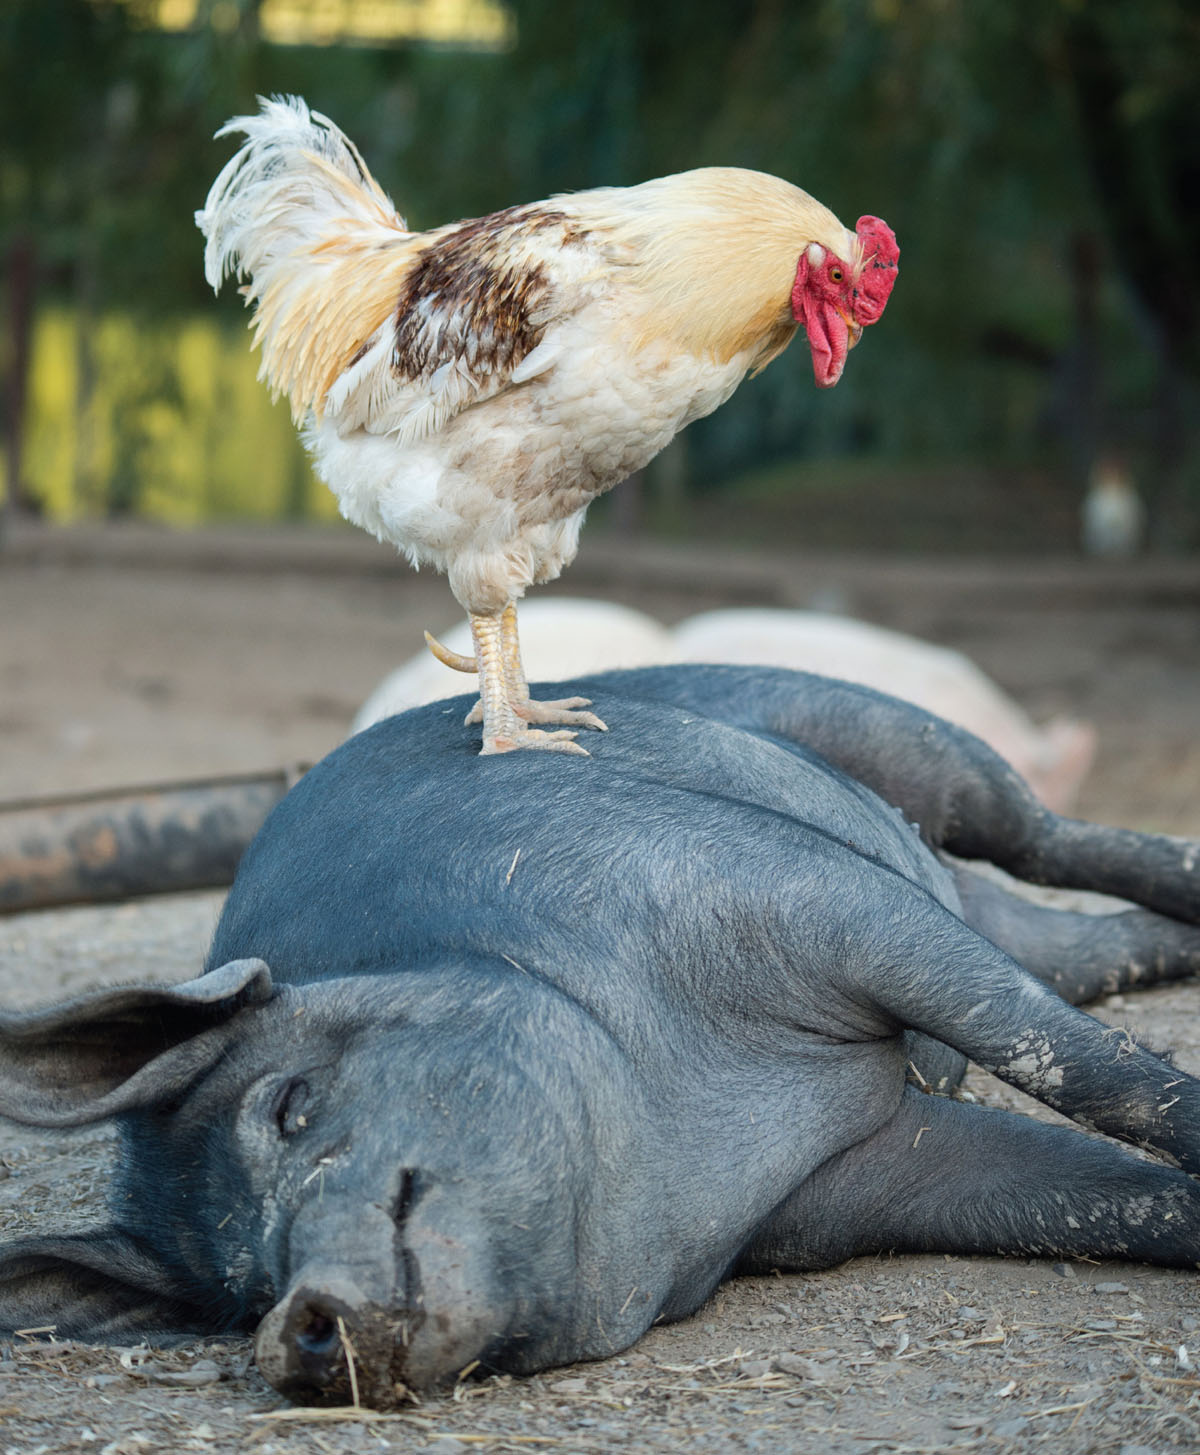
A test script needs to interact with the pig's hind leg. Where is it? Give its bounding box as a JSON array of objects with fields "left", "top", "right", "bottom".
[
  {"left": 608, "top": 665, "right": 1200, "bottom": 924},
  {"left": 815, "top": 881, "right": 1200, "bottom": 1174},
  {"left": 950, "top": 862, "right": 1200, "bottom": 1006},
  {"left": 736, "top": 1086, "right": 1200, "bottom": 1274},
  {"left": 758, "top": 673, "right": 1200, "bottom": 926}
]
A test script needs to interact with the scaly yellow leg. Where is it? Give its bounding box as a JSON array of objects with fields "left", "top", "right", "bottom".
[
  {"left": 424, "top": 605, "right": 607, "bottom": 751},
  {"left": 469, "top": 611, "right": 589, "bottom": 755},
  {"left": 499, "top": 603, "right": 608, "bottom": 733}
]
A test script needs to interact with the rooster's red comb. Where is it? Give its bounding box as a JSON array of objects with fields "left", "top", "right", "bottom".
[{"left": 853, "top": 216, "right": 899, "bottom": 326}]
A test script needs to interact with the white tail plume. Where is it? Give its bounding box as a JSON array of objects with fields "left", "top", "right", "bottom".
[{"left": 195, "top": 95, "right": 416, "bottom": 420}]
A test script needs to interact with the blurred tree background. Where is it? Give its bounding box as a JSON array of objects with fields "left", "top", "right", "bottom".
[{"left": 0, "top": 0, "right": 1196, "bottom": 550}]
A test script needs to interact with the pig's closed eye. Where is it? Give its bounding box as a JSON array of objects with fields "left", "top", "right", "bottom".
[{"left": 271, "top": 1076, "right": 311, "bottom": 1138}]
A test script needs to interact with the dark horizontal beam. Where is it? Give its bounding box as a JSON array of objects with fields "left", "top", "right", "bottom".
[{"left": 0, "top": 770, "right": 303, "bottom": 914}]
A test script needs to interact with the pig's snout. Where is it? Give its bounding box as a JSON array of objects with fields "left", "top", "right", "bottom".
[
  {"left": 287, "top": 1294, "right": 341, "bottom": 1366},
  {"left": 255, "top": 1269, "right": 420, "bottom": 1407},
  {"left": 254, "top": 1181, "right": 510, "bottom": 1407}
]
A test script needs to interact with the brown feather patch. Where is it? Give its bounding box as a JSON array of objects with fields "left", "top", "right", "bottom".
[{"left": 391, "top": 206, "right": 585, "bottom": 383}]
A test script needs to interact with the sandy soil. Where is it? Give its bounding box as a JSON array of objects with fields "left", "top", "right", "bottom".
[{"left": 1, "top": 523, "right": 1199, "bottom": 1454}]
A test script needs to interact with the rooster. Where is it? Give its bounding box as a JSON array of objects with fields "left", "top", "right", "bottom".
[{"left": 197, "top": 96, "right": 898, "bottom": 756}]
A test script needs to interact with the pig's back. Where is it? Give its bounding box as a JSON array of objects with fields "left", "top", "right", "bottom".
[{"left": 207, "top": 668, "right": 955, "bottom": 990}]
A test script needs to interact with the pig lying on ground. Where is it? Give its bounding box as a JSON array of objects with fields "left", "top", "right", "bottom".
[
  {"left": 352, "top": 601, "right": 1095, "bottom": 812},
  {"left": 1, "top": 665, "right": 1197, "bottom": 1409}
]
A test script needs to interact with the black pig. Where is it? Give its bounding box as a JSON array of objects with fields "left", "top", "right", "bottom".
[{"left": 2, "top": 666, "right": 1199, "bottom": 1407}]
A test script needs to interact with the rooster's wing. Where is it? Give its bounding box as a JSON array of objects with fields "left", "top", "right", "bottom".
[{"left": 324, "top": 204, "right": 609, "bottom": 445}]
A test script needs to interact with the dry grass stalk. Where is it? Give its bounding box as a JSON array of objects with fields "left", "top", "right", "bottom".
[
  {"left": 336, "top": 1314, "right": 361, "bottom": 1409},
  {"left": 248, "top": 1406, "right": 433, "bottom": 1425}
]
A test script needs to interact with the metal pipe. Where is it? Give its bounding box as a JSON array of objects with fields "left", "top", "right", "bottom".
[{"left": 0, "top": 769, "right": 304, "bottom": 914}]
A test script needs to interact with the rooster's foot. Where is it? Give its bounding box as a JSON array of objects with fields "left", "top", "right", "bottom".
[
  {"left": 461, "top": 607, "right": 606, "bottom": 759},
  {"left": 513, "top": 697, "right": 608, "bottom": 732},
  {"left": 481, "top": 727, "right": 590, "bottom": 756},
  {"left": 464, "top": 696, "right": 607, "bottom": 733}
]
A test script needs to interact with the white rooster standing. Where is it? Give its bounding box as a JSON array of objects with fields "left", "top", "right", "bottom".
[{"left": 197, "top": 96, "right": 898, "bottom": 755}]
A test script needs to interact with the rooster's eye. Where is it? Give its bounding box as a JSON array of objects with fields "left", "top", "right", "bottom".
[{"left": 830, "top": 267, "right": 844, "bottom": 282}]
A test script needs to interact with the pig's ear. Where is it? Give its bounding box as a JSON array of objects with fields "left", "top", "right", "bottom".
[
  {"left": 0, "top": 958, "right": 273, "bottom": 1127},
  {"left": 0, "top": 1231, "right": 216, "bottom": 1340}
]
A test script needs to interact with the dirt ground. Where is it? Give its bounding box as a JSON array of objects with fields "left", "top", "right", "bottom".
[{"left": 1, "top": 521, "right": 1199, "bottom": 1454}]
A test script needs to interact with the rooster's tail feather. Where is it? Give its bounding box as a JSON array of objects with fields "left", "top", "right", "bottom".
[{"left": 196, "top": 95, "right": 417, "bottom": 421}]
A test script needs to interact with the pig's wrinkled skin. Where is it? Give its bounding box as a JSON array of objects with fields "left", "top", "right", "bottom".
[{"left": 2, "top": 666, "right": 1199, "bottom": 1409}]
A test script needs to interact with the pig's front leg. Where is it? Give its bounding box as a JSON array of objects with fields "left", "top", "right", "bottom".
[{"left": 737, "top": 1086, "right": 1200, "bottom": 1273}]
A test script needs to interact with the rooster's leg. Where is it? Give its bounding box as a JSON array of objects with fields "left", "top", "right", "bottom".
[
  {"left": 500, "top": 603, "right": 609, "bottom": 733},
  {"left": 468, "top": 612, "right": 589, "bottom": 756}
]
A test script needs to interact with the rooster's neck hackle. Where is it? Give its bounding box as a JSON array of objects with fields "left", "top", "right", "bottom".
[{"left": 567, "top": 167, "right": 858, "bottom": 368}]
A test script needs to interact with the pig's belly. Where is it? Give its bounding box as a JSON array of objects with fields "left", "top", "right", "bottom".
[{"left": 646, "top": 1031, "right": 909, "bottom": 1313}]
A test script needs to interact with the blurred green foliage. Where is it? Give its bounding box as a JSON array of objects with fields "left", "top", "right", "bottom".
[{"left": 0, "top": 0, "right": 1197, "bottom": 542}]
